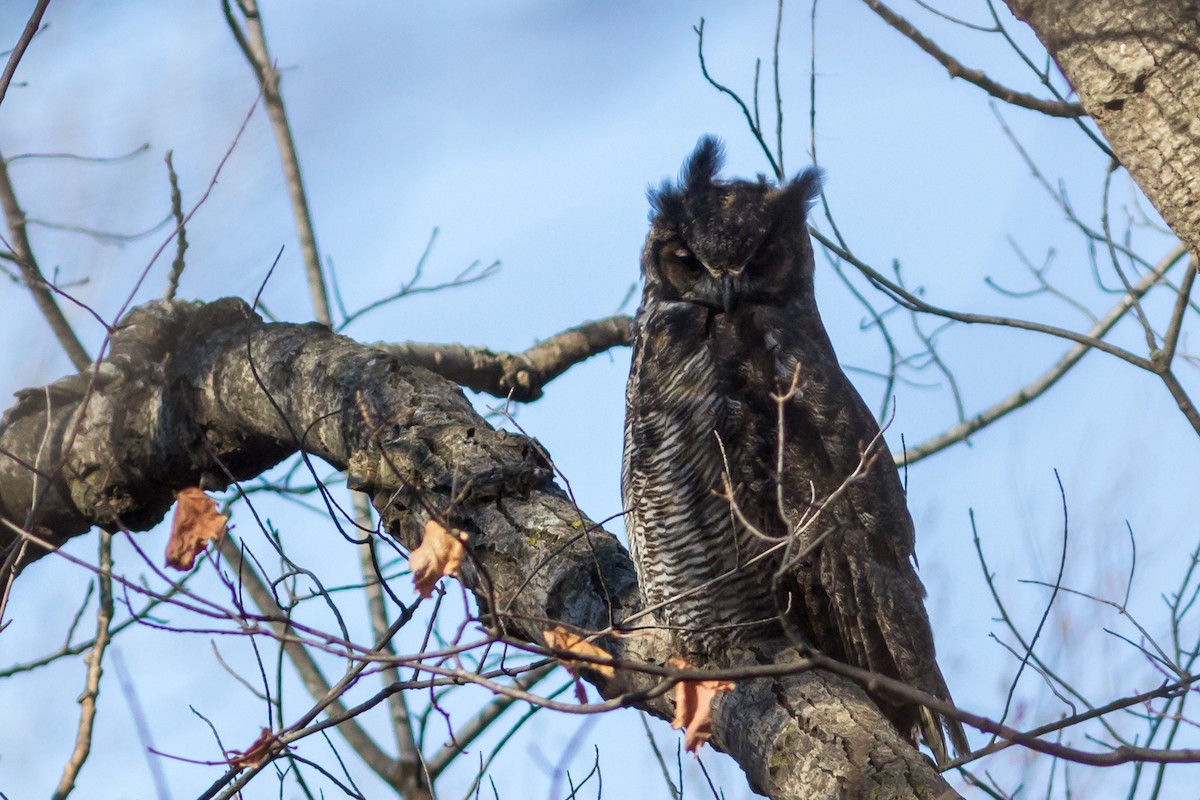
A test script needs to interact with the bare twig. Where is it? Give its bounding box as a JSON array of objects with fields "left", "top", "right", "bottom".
[
  {"left": 163, "top": 150, "right": 187, "bottom": 301},
  {"left": 0, "top": 0, "right": 50, "bottom": 110},
  {"left": 1101, "top": 162, "right": 1156, "bottom": 352},
  {"left": 426, "top": 662, "right": 557, "bottom": 777},
  {"left": 812, "top": 228, "right": 1154, "bottom": 367},
  {"left": 217, "top": 532, "right": 410, "bottom": 790},
  {"left": 222, "top": 0, "right": 331, "bottom": 325},
  {"left": 51, "top": 530, "right": 113, "bottom": 800},
  {"left": 1157, "top": 257, "right": 1197, "bottom": 366},
  {"left": 7, "top": 143, "right": 150, "bottom": 164},
  {"left": 900, "top": 244, "right": 1188, "bottom": 463},
  {"left": 860, "top": 0, "right": 1085, "bottom": 117},
  {"left": 109, "top": 647, "right": 171, "bottom": 800},
  {"left": 772, "top": 0, "right": 785, "bottom": 174},
  {"left": 993, "top": 470, "right": 1069, "bottom": 738},
  {"left": 0, "top": 150, "right": 90, "bottom": 370},
  {"left": 693, "top": 18, "right": 782, "bottom": 180},
  {"left": 354, "top": 494, "right": 432, "bottom": 799}
]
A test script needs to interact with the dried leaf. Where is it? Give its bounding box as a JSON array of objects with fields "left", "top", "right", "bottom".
[
  {"left": 544, "top": 625, "right": 615, "bottom": 679},
  {"left": 227, "top": 728, "right": 280, "bottom": 769},
  {"left": 165, "top": 487, "right": 228, "bottom": 571},
  {"left": 669, "top": 656, "right": 735, "bottom": 753},
  {"left": 409, "top": 520, "right": 466, "bottom": 598}
]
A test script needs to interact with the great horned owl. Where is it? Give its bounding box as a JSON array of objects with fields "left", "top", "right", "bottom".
[{"left": 622, "top": 136, "right": 968, "bottom": 763}]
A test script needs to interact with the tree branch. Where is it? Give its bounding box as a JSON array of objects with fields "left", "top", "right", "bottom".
[
  {"left": 861, "top": 0, "right": 1086, "bottom": 117},
  {"left": 0, "top": 0, "right": 50, "bottom": 111},
  {"left": 0, "top": 150, "right": 91, "bottom": 371},
  {"left": 899, "top": 243, "right": 1189, "bottom": 464},
  {"left": 384, "top": 315, "right": 632, "bottom": 402},
  {"left": 222, "top": 0, "right": 331, "bottom": 325},
  {"left": 0, "top": 298, "right": 953, "bottom": 800}
]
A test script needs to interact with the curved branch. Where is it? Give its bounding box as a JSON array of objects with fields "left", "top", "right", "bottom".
[{"left": 386, "top": 315, "right": 632, "bottom": 402}]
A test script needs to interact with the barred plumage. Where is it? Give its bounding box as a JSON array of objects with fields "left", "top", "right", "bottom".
[{"left": 621, "top": 136, "right": 968, "bottom": 763}]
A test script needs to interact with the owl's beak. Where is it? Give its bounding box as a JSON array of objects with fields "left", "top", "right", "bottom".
[{"left": 721, "top": 275, "right": 738, "bottom": 313}]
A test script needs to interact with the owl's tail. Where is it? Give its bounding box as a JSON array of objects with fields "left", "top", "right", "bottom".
[{"left": 919, "top": 705, "right": 970, "bottom": 768}]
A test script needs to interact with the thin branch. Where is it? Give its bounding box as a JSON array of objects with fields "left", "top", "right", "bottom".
[
  {"left": 639, "top": 711, "right": 682, "bottom": 800},
  {"left": 24, "top": 211, "right": 173, "bottom": 244},
  {"left": 51, "top": 530, "right": 113, "bottom": 800},
  {"left": 0, "top": 0, "right": 50, "bottom": 110},
  {"left": 223, "top": 0, "right": 331, "bottom": 325},
  {"left": 0, "top": 149, "right": 90, "bottom": 370},
  {"left": 899, "top": 243, "right": 1188, "bottom": 463},
  {"left": 860, "top": 0, "right": 1085, "bottom": 117},
  {"left": 1157, "top": 370, "right": 1200, "bottom": 436},
  {"left": 163, "top": 151, "right": 187, "bottom": 301},
  {"left": 1156, "top": 257, "right": 1197, "bottom": 367},
  {"left": 812, "top": 227, "right": 1154, "bottom": 368},
  {"left": 217, "top": 532, "right": 410, "bottom": 791},
  {"left": 693, "top": 18, "right": 783, "bottom": 180},
  {"left": 6, "top": 143, "right": 150, "bottom": 164},
  {"left": 772, "top": 0, "right": 785, "bottom": 175},
  {"left": 354, "top": 494, "right": 432, "bottom": 799},
  {"left": 426, "top": 662, "right": 557, "bottom": 777},
  {"left": 993, "top": 470, "right": 1069, "bottom": 737},
  {"left": 1101, "top": 162, "right": 1157, "bottom": 352}
]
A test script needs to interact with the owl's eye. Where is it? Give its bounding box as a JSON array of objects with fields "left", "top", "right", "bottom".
[
  {"left": 659, "top": 245, "right": 705, "bottom": 291},
  {"left": 746, "top": 239, "right": 774, "bottom": 272},
  {"left": 662, "top": 245, "right": 703, "bottom": 274}
]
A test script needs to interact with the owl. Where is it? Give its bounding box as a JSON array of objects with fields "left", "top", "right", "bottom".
[{"left": 622, "top": 136, "right": 968, "bottom": 763}]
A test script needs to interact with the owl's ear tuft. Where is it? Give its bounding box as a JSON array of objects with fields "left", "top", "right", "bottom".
[
  {"left": 646, "top": 136, "right": 725, "bottom": 223},
  {"left": 683, "top": 135, "right": 724, "bottom": 191},
  {"left": 647, "top": 179, "right": 684, "bottom": 221},
  {"left": 773, "top": 167, "right": 822, "bottom": 223},
  {"left": 785, "top": 167, "right": 823, "bottom": 207}
]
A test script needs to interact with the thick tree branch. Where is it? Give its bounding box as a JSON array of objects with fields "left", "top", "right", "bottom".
[{"left": 0, "top": 298, "right": 953, "bottom": 800}]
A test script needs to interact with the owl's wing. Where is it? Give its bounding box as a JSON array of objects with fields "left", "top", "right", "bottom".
[{"left": 760, "top": 304, "right": 969, "bottom": 761}]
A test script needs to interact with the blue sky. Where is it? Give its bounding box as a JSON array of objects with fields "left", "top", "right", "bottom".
[{"left": 1, "top": 2, "right": 1197, "bottom": 799}]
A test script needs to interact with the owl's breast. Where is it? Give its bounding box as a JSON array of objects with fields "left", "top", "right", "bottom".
[{"left": 622, "top": 300, "right": 784, "bottom": 649}]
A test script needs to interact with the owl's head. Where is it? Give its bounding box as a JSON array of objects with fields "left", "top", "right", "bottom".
[{"left": 642, "top": 136, "right": 821, "bottom": 312}]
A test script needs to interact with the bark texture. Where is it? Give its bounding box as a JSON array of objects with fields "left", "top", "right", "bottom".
[
  {"left": 1007, "top": 0, "right": 1200, "bottom": 256},
  {"left": 0, "top": 299, "right": 958, "bottom": 800}
]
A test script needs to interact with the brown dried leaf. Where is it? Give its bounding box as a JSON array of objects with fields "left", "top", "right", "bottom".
[
  {"left": 165, "top": 487, "right": 228, "bottom": 571},
  {"left": 669, "top": 656, "right": 735, "bottom": 753},
  {"left": 409, "top": 520, "right": 466, "bottom": 598},
  {"left": 544, "top": 625, "right": 616, "bottom": 679},
  {"left": 227, "top": 728, "right": 280, "bottom": 769}
]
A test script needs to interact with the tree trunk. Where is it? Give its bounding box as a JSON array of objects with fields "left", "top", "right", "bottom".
[{"left": 0, "top": 298, "right": 958, "bottom": 800}]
